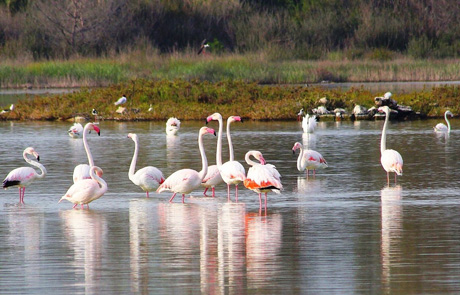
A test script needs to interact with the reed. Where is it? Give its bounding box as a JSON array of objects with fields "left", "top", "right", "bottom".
[{"left": 2, "top": 78, "right": 459, "bottom": 121}]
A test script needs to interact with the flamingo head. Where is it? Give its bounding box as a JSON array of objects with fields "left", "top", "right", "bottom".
[
  {"left": 92, "top": 166, "right": 104, "bottom": 178},
  {"left": 252, "top": 151, "right": 266, "bottom": 165},
  {"left": 58, "top": 195, "right": 68, "bottom": 203},
  {"left": 200, "top": 127, "right": 216, "bottom": 136},
  {"left": 206, "top": 113, "right": 222, "bottom": 124},
  {"left": 229, "top": 116, "right": 243, "bottom": 124},
  {"left": 446, "top": 110, "right": 454, "bottom": 117},
  {"left": 87, "top": 123, "right": 101, "bottom": 136},
  {"left": 292, "top": 142, "right": 302, "bottom": 154},
  {"left": 127, "top": 133, "right": 138, "bottom": 141},
  {"left": 24, "top": 147, "right": 40, "bottom": 161}
]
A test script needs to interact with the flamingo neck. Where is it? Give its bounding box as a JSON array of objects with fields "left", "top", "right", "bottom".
[
  {"left": 216, "top": 116, "right": 223, "bottom": 167},
  {"left": 296, "top": 145, "right": 303, "bottom": 171},
  {"left": 245, "top": 152, "right": 259, "bottom": 166},
  {"left": 445, "top": 112, "right": 451, "bottom": 132},
  {"left": 129, "top": 138, "right": 139, "bottom": 181},
  {"left": 24, "top": 152, "right": 47, "bottom": 179},
  {"left": 83, "top": 124, "right": 95, "bottom": 166},
  {"left": 381, "top": 110, "right": 389, "bottom": 155},
  {"left": 198, "top": 131, "right": 209, "bottom": 181},
  {"left": 227, "top": 119, "right": 234, "bottom": 161},
  {"left": 91, "top": 168, "right": 107, "bottom": 191}
]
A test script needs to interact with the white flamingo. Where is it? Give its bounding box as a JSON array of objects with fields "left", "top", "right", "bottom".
[
  {"left": 201, "top": 112, "right": 224, "bottom": 197},
  {"left": 243, "top": 151, "right": 282, "bottom": 212},
  {"left": 73, "top": 123, "right": 101, "bottom": 183},
  {"left": 434, "top": 110, "right": 453, "bottom": 133},
  {"left": 156, "top": 127, "right": 216, "bottom": 203},
  {"left": 379, "top": 106, "right": 403, "bottom": 184},
  {"left": 59, "top": 166, "right": 107, "bottom": 209},
  {"left": 291, "top": 142, "right": 328, "bottom": 178},
  {"left": 127, "top": 133, "right": 165, "bottom": 197},
  {"left": 302, "top": 114, "right": 317, "bottom": 133},
  {"left": 68, "top": 122, "right": 84, "bottom": 138},
  {"left": 166, "top": 117, "right": 181, "bottom": 135},
  {"left": 2, "top": 147, "right": 47, "bottom": 204},
  {"left": 219, "top": 116, "right": 246, "bottom": 202},
  {"left": 114, "top": 95, "right": 127, "bottom": 106}
]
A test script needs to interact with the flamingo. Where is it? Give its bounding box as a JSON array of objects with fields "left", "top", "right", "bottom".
[
  {"left": 202, "top": 113, "right": 224, "bottom": 197},
  {"left": 302, "top": 113, "right": 317, "bottom": 133},
  {"left": 114, "top": 95, "right": 127, "bottom": 106},
  {"left": 243, "top": 151, "right": 282, "bottom": 212},
  {"left": 2, "top": 147, "right": 47, "bottom": 204},
  {"left": 68, "top": 122, "right": 84, "bottom": 138},
  {"left": 59, "top": 166, "right": 107, "bottom": 209},
  {"left": 219, "top": 116, "right": 246, "bottom": 202},
  {"left": 127, "top": 133, "right": 165, "bottom": 197},
  {"left": 166, "top": 117, "right": 181, "bottom": 135},
  {"left": 156, "top": 127, "right": 216, "bottom": 203},
  {"left": 379, "top": 106, "right": 403, "bottom": 184},
  {"left": 291, "top": 142, "right": 328, "bottom": 178},
  {"left": 73, "top": 122, "right": 101, "bottom": 183},
  {"left": 434, "top": 110, "right": 454, "bottom": 133}
]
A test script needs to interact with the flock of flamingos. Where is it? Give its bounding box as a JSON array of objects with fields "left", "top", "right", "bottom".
[{"left": 1, "top": 106, "right": 454, "bottom": 211}]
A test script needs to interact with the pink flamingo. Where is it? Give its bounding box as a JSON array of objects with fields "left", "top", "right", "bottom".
[
  {"left": 59, "top": 166, "right": 107, "bottom": 209},
  {"left": 243, "top": 151, "right": 282, "bottom": 212},
  {"left": 2, "top": 147, "right": 47, "bottom": 204},
  {"left": 128, "top": 133, "right": 165, "bottom": 197},
  {"left": 156, "top": 127, "right": 216, "bottom": 203},
  {"left": 219, "top": 116, "right": 246, "bottom": 202},
  {"left": 291, "top": 142, "right": 328, "bottom": 178},
  {"left": 201, "top": 112, "right": 224, "bottom": 197},
  {"left": 379, "top": 106, "right": 403, "bottom": 184},
  {"left": 73, "top": 122, "right": 101, "bottom": 183}
]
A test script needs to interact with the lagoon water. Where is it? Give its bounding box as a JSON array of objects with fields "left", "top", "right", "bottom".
[{"left": 1, "top": 119, "right": 460, "bottom": 294}]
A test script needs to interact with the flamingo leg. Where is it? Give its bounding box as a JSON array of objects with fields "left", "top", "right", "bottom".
[
  {"left": 212, "top": 187, "right": 215, "bottom": 198},
  {"left": 203, "top": 187, "right": 209, "bottom": 197},
  {"left": 181, "top": 194, "right": 186, "bottom": 203},
  {"left": 169, "top": 193, "right": 177, "bottom": 203},
  {"left": 258, "top": 193, "right": 262, "bottom": 209},
  {"left": 20, "top": 187, "right": 25, "bottom": 204},
  {"left": 313, "top": 170, "right": 316, "bottom": 177},
  {"left": 235, "top": 184, "right": 239, "bottom": 203},
  {"left": 306, "top": 169, "right": 309, "bottom": 179},
  {"left": 86, "top": 204, "right": 90, "bottom": 209},
  {"left": 387, "top": 172, "right": 390, "bottom": 185},
  {"left": 146, "top": 191, "right": 150, "bottom": 198},
  {"left": 81, "top": 204, "right": 84, "bottom": 209},
  {"left": 264, "top": 193, "right": 268, "bottom": 213},
  {"left": 73, "top": 204, "right": 78, "bottom": 209}
]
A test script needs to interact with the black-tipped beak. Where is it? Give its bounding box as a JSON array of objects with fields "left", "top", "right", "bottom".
[
  {"left": 292, "top": 150, "right": 295, "bottom": 155},
  {"left": 37, "top": 156, "right": 40, "bottom": 162},
  {"left": 240, "top": 118, "right": 244, "bottom": 123},
  {"left": 97, "top": 131, "right": 100, "bottom": 136},
  {"left": 205, "top": 119, "right": 209, "bottom": 125},
  {"left": 213, "top": 131, "right": 216, "bottom": 136}
]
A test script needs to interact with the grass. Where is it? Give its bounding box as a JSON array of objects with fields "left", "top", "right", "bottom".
[{"left": 2, "top": 78, "right": 459, "bottom": 121}]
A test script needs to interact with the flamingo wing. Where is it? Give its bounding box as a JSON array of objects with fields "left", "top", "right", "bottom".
[
  {"left": 219, "top": 161, "right": 246, "bottom": 184},
  {"left": 133, "top": 166, "right": 165, "bottom": 191},
  {"left": 202, "top": 165, "right": 222, "bottom": 186},
  {"left": 73, "top": 164, "right": 91, "bottom": 183},
  {"left": 434, "top": 123, "right": 448, "bottom": 132},
  {"left": 157, "top": 169, "right": 201, "bottom": 194},
  {"left": 61, "top": 179, "right": 100, "bottom": 204},
  {"left": 3, "top": 167, "right": 37, "bottom": 188},
  {"left": 244, "top": 164, "right": 282, "bottom": 193},
  {"left": 381, "top": 149, "right": 403, "bottom": 175}
]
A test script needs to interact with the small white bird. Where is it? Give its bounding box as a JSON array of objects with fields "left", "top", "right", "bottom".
[
  {"left": 148, "top": 104, "right": 153, "bottom": 112},
  {"left": 166, "top": 117, "right": 181, "bottom": 135},
  {"left": 114, "top": 95, "right": 127, "bottom": 106},
  {"left": 434, "top": 110, "right": 454, "bottom": 133}
]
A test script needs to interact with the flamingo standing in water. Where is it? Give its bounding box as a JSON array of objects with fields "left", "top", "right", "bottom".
[
  {"left": 219, "top": 116, "right": 246, "bottom": 202},
  {"left": 201, "top": 113, "right": 224, "bottom": 197},
  {"left": 434, "top": 110, "right": 453, "bottom": 132},
  {"left": 68, "top": 123, "right": 84, "bottom": 138},
  {"left": 2, "top": 147, "right": 47, "bottom": 204},
  {"left": 127, "top": 133, "right": 165, "bottom": 197},
  {"left": 166, "top": 117, "right": 181, "bottom": 135},
  {"left": 156, "top": 127, "right": 216, "bottom": 203},
  {"left": 302, "top": 114, "right": 317, "bottom": 133},
  {"left": 243, "top": 151, "right": 282, "bottom": 212},
  {"left": 59, "top": 166, "right": 107, "bottom": 209},
  {"left": 379, "top": 106, "right": 403, "bottom": 184},
  {"left": 73, "top": 123, "right": 101, "bottom": 183},
  {"left": 291, "top": 142, "right": 328, "bottom": 178}
]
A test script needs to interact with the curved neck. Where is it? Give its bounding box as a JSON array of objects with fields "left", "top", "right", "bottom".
[
  {"left": 245, "top": 152, "right": 259, "bottom": 166},
  {"left": 24, "top": 152, "right": 46, "bottom": 179},
  {"left": 129, "top": 138, "right": 139, "bottom": 180},
  {"left": 91, "top": 168, "right": 107, "bottom": 191},
  {"left": 83, "top": 124, "right": 95, "bottom": 166},
  {"left": 445, "top": 112, "right": 451, "bottom": 132},
  {"left": 198, "top": 132, "right": 209, "bottom": 180},
  {"left": 296, "top": 145, "right": 303, "bottom": 171},
  {"left": 381, "top": 111, "right": 389, "bottom": 155},
  {"left": 216, "top": 116, "right": 223, "bottom": 167},
  {"left": 227, "top": 119, "right": 234, "bottom": 161}
]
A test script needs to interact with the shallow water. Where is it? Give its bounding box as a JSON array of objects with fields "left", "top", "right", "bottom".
[{"left": 1, "top": 119, "right": 460, "bottom": 294}]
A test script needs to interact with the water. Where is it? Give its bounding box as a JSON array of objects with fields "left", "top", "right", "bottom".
[{"left": 0, "top": 119, "right": 460, "bottom": 294}]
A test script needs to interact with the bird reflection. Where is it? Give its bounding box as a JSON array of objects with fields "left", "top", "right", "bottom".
[
  {"left": 216, "top": 203, "right": 246, "bottom": 294},
  {"left": 295, "top": 176, "right": 324, "bottom": 194},
  {"left": 60, "top": 209, "right": 107, "bottom": 295},
  {"left": 380, "top": 185, "right": 403, "bottom": 291},
  {"left": 302, "top": 133, "right": 316, "bottom": 149},
  {"left": 166, "top": 134, "right": 181, "bottom": 169},
  {"left": 434, "top": 131, "right": 450, "bottom": 144},
  {"left": 246, "top": 212, "right": 283, "bottom": 288}
]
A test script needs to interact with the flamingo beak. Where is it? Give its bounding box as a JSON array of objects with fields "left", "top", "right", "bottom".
[{"left": 260, "top": 157, "right": 266, "bottom": 165}]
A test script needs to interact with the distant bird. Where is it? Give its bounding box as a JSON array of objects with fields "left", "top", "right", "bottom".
[
  {"left": 59, "top": 166, "right": 107, "bottom": 209},
  {"left": 68, "top": 123, "right": 84, "bottom": 138},
  {"left": 92, "top": 109, "right": 98, "bottom": 122},
  {"left": 73, "top": 123, "right": 101, "bottom": 183},
  {"left": 434, "top": 110, "right": 454, "bottom": 133},
  {"left": 379, "top": 106, "right": 403, "bottom": 184},
  {"left": 0, "top": 104, "right": 14, "bottom": 114},
  {"left": 2, "top": 147, "right": 47, "bottom": 204},
  {"left": 243, "top": 150, "right": 282, "bottom": 212},
  {"left": 302, "top": 114, "right": 317, "bottom": 133},
  {"left": 202, "top": 113, "right": 224, "bottom": 197},
  {"left": 312, "top": 106, "right": 330, "bottom": 115},
  {"left": 166, "top": 117, "right": 181, "bottom": 135},
  {"left": 291, "top": 142, "right": 328, "bottom": 178},
  {"left": 157, "top": 127, "right": 216, "bottom": 203},
  {"left": 219, "top": 116, "right": 246, "bottom": 202},
  {"left": 197, "top": 39, "right": 210, "bottom": 55},
  {"left": 128, "top": 133, "right": 165, "bottom": 197},
  {"left": 114, "top": 95, "right": 127, "bottom": 106},
  {"left": 297, "top": 108, "right": 304, "bottom": 121},
  {"left": 148, "top": 104, "right": 153, "bottom": 112}
]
